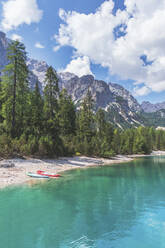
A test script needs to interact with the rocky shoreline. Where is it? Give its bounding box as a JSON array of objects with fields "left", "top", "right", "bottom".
[{"left": 0, "top": 151, "right": 165, "bottom": 189}]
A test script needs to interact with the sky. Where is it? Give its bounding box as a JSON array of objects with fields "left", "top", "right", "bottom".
[{"left": 0, "top": 0, "right": 165, "bottom": 103}]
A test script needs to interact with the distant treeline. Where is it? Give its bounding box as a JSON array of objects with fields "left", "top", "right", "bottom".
[{"left": 0, "top": 40, "right": 165, "bottom": 158}]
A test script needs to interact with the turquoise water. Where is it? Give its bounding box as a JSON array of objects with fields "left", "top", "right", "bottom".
[{"left": 1, "top": 156, "right": 165, "bottom": 248}]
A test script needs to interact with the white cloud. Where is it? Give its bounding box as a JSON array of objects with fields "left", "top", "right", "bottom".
[
  {"left": 133, "top": 86, "right": 151, "bottom": 97},
  {"left": 35, "top": 42, "right": 45, "bottom": 49},
  {"left": 11, "top": 33, "right": 23, "bottom": 42},
  {"left": 53, "top": 45, "right": 60, "bottom": 52},
  {"left": 54, "top": 0, "right": 165, "bottom": 95},
  {"left": 63, "top": 56, "right": 93, "bottom": 77},
  {"left": 1, "top": 0, "right": 43, "bottom": 31}
]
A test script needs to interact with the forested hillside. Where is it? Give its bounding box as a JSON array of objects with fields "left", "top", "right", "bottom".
[{"left": 0, "top": 40, "right": 165, "bottom": 158}]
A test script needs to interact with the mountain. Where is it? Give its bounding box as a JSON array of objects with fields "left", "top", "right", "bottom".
[
  {"left": 58, "top": 74, "right": 143, "bottom": 128},
  {"left": 0, "top": 31, "right": 8, "bottom": 72},
  {"left": 24, "top": 55, "right": 143, "bottom": 128},
  {"left": 1, "top": 30, "right": 165, "bottom": 128},
  {"left": 0, "top": 31, "right": 144, "bottom": 128},
  {"left": 27, "top": 58, "right": 49, "bottom": 90},
  {"left": 141, "top": 101, "right": 165, "bottom": 113},
  {"left": 25, "top": 58, "right": 142, "bottom": 114},
  {"left": 140, "top": 109, "right": 165, "bottom": 127},
  {"left": 109, "top": 83, "right": 142, "bottom": 112}
]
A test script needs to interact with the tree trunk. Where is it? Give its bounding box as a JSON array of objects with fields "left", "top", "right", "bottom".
[{"left": 12, "top": 57, "right": 17, "bottom": 137}]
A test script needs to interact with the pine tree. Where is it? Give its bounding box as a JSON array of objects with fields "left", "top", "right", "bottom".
[
  {"left": 148, "top": 127, "right": 155, "bottom": 150},
  {"left": 121, "top": 129, "right": 134, "bottom": 154},
  {"left": 112, "top": 129, "right": 121, "bottom": 154},
  {"left": 30, "top": 81, "right": 43, "bottom": 136},
  {"left": 78, "top": 89, "right": 94, "bottom": 141},
  {"left": 0, "top": 40, "right": 29, "bottom": 137},
  {"left": 76, "top": 90, "right": 95, "bottom": 155},
  {"left": 44, "top": 66, "right": 59, "bottom": 120},
  {"left": 0, "top": 72, "right": 3, "bottom": 123},
  {"left": 59, "top": 89, "right": 76, "bottom": 136},
  {"left": 42, "top": 66, "right": 62, "bottom": 156},
  {"left": 95, "top": 108, "right": 106, "bottom": 137}
]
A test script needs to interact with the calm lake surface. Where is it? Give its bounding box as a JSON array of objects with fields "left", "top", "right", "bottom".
[{"left": 1, "top": 156, "right": 165, "bottom": 248}]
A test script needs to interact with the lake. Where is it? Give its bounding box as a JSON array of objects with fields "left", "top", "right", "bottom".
[{"left": 1, "top": 156, "right": 165, "bottom": 248}]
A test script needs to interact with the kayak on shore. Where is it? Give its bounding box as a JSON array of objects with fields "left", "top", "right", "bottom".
[
  {"left": 27, "top": 172, "right": 49, "bottom": 179},
  {"left": 37, "top": 170, "right": 61, "bottom": 178}
]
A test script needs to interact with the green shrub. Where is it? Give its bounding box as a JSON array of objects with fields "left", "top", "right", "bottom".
[
  {"left": 0, "top": 134, "right": 12, "bottom": 158},
  {"left": 75, "top": 152, "right": 81, "bottom": 156},
  {"left": 102, "top": 149, "right": 116, "bottom": 158}
]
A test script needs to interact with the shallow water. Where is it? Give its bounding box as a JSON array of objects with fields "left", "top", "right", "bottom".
[{"left": 1, "top": 156, "right": 165, "bottom": 248}]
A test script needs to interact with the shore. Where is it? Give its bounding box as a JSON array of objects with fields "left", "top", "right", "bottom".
[{"left": 0, "top": 151, "right": 165, "bottom": 189}]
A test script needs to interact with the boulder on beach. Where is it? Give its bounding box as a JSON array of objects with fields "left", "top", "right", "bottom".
[{"left": 0, "top": 163, "right": 15, "bottom": 168}]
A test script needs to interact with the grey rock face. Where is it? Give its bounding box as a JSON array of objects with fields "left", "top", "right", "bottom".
[
  {"left": 27, "top": 58, "right": 49, "bottom": 90},
  {"left": 109, "top": 82, "right": 142, "bottom": 112},
  {"left": 58, "top": 72, "right": 76, "bottom": 83},
  {"left": 57, "top": 73, "right": 144, "bottom": 128},
  {"left": 0, "top": 31, "right": 9, "bottom": 71},
  {"left": 58, "top": 74, "right": 115, "bottom": 109},
  {"left": 27, "top": 58, "right": 49, "bottom": 87},
  {"left": 141, "top": 101, "right": 165, "bottom": 113}
]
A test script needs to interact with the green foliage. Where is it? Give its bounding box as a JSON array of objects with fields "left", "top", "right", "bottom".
[
  {"left": 0, "top": 134, "right": 12, "bottom": 157},
  {"left": 138, "top": 110, "right": 165, "bottom": 127},
  {"left": 76, "top": 89, "right": 95, "bottom": 142},
  {"left": 38, "top": 135, "right": 64, "bottom": 157},
  {"left": 101, "top": 150, "right": 116, "bottom": 158},
  {"left": 42, "top": 67, "right": 61, "bottom": 153},
  {"left": 1, "top": 40, "right": 29, "bottom": 137},
  {"left": 0, "top": 41, "right": 165, "bottom": 158},
  {"left": 44, "top": 66, "right": 59, "bottom": 120},
  {"left": 59, "top": 89, "right": 76, "bottom": 136},
  {"left": 29, "top": 81, "right": 44, "bottom": 136}
]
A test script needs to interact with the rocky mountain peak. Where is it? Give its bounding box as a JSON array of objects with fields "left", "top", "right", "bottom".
[
  {"left": 141, "top": 101, "right": 165, "bottom": 113},
  {"left": 27, "top": 58, "right": 48, "bottom": 74},
  {"left": 0, "top": 31, "right": 8, "bottom": 71},
  {"left": 58, "top": 72, "right": 77, "bottom": 83},
  {"left": 109, "top": 82, "right": 142, "bottom": 112},
  {"left": 0, "top": 31, "right": 6, "bottom": 41},
  {"left": 27, "top": 58, "right": 49, "bottom": 89},
  {"left": 80, "top": 74, "right": 95, "bottom": 83}
]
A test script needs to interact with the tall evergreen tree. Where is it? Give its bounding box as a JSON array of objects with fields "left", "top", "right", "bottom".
[
  {"left": 30, "top": 81, "right": 43, "bottom": 136},
  {"left": 0, "top": 72, "right": 3, "bottom": 123},
  {"left": 76, "top": 90, "right": 95, "bottom": 155},
  {"left": 0, "top": 40, "right": 29, "bottom": 137},
  {"left": 112, "top": 129, "right": 121, "bottom": 154},
  {"left": 59, "top": 89, "right": 76, "bottom": 136},
  {"left": 44, "top": 66, "right": 59, "bottom": 120},
  {"left": 95, "top": 108, "right": 106, "bottom": 137},
  {"left": 42, "top": 66, "right": 62, "bottom": 156},
  {"left": 78, "top": 89, "right": 94, "bottom": 141}
]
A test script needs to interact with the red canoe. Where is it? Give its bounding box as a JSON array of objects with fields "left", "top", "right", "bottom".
[{"left": 37, "top": 170, "right": 61, "bottom": 178}]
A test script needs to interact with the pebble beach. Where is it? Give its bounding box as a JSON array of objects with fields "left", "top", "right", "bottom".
[{"left": 0, "top": 151, "right": 165, "bottom": 189}]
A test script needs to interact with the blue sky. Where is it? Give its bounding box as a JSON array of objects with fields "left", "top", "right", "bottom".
[{"left": 0, "top": 0, "right": 165, "bottom": 103}]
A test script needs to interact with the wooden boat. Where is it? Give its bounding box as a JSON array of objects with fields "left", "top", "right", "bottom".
[
  {"left": 27, "top": 172, "right": 49, "bottom": 178},
  {"left": 37, "top": 170, "right": 61, "bottom": 178}
]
